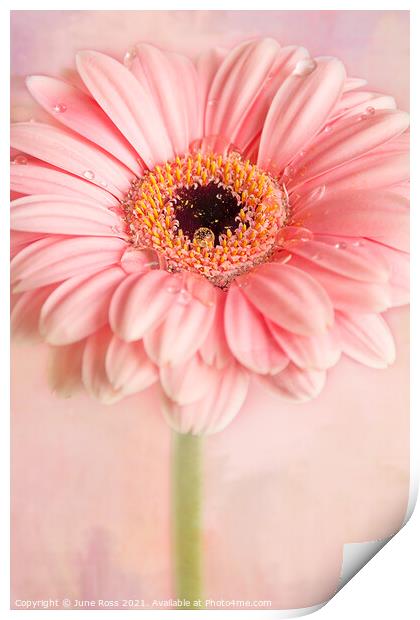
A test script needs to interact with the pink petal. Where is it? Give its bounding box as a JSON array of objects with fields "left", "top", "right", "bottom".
[
  {"left": 343, "top": 77, "right": 367, "bottom": 92},
  {"left": 199, "top": 291, "right": 232, "bottom": 369},
  {"left": 240, "top": 262, "right": 334, "bottom": 336},
  {"left": 294, "top": 109, "right": 409, "bottom": 182},
  {"left": 161, "top": 363, "right": 249, "bottom": 435},
  {"left": 329, "top": 90, "right": 396, "bottom": 123},
  {"left": 291, "top": 136, "right": 409, "bottom": 196},
  {"left": 109, "top": 270, "right": 175, "bottom": 341},
  {"left": 40, "top": 266, "right": 126, "bottom": 345},
  {"left": 11, "top": 230, "right": 53, "bottom": 258},
  {"left": 335, "top": 312, "right": 396, "bottom": 368},
  {"left": 11, "top": 194, "right": 123, "bottom": 237},
  {"left": 205, "top": 39, "right": 310, "bottom": 151},
  {"left": 130, "top": 44, "right": 199, "bottom": 154},
  {"left": 288, "top": 255, "right": 391, "bottom": 313},
  {"left": 11, "top": 285, "right": 57, "bottom": 341},
  {"left": 258, "top": 57, "right": 346, "bottom": 175},
  {"left": 367, "top": 243, "right": 409, "bottom": 307},
  {"left": 196, "top": 47, "right": 227, "bottom": 134},
  {"left": 10, "top": 162, "right": 117, "bottom": 206},
  {"left": 143, "top": 293, "right": 216, "bottom": 366},
  {"left": 82, "top": 327, "right": 123, "bottom": 404},
  {"left": 47, "top": 341, "right": 85, "bottom": 397},
  {"left": 287, "top": 237, "right": 390, "bottom": 283},
  {"left": 267, "top": 321, "right": 341, "bottom": 370},
  {"left": 105, "top": 335, "right": 157, "bottom": 395},
  {"left": 10, "top": 122, "right": 132, "bottom": 197},
  {"left": 294, "top": 189, "right": 409, "bottom": 252},
  {"left": 224, "top": 284, "right": 288, "bottom": 374},
  {"left": 263, "top": 363, "right": 326, "bottom": 402},
  {"left": 11, "top": 235, "right": 127, "bottom": 291},
  {"left": 76, "top": 50, "right": 173, "bottom": 168},
  {"left": 26, "top": 75, "right": 142, "bottom": 174},
  {"left": 160, "top": 353, "right": 219, "bottom": 405}
]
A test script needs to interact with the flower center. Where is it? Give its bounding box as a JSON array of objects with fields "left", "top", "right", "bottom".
[{"left": 122, "top": 146, "right": 288, "bottom": 287}]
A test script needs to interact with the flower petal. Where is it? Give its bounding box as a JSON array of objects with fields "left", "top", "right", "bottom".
[
  {"left": 130, "top": 44, "right": 199, "bottom": 155},
  {"left": 76, "top": 50, "right": 174, "bottom": 168},
  {"left": 82, "top": 327, "right": 123, "bottom": 404},
  {"left": 240, "top": 262, "right": 334, "bottom": 336},
  {"left": 258, "top": 57, "right": 346, "bottom": 175},
  {"left": 263, "top": 363, "right": 326, "bottom": 402},
  {"left": 160, "top": 353, "right": 219, "bottom": 406},
  {"left": 294, "top": 109, "right": 409, "bottom": 182},
  {"left": 11, "top": 235, "right": 126, "bottom": 292},
  {"left": 199, "top": 290, "right": 232, "bottom": 368},
  {"left": 292, "top": 139, "right": 409, "bottom": 197},
  {"left": 143, "top": 293, "right": 216, "bottom": 366},
  {"left": 26, "top": 75, "right": 143, "bottom": 174},
  {"left": 267, "top": 321, "right": 341, "bottom": 370},
  {"left": 47, "top": 341, "right": 85, "bottom": 397},
  {"left": 294, "top": 189, "right": 409, "bottom": 252},
  {"left": 11, "top": 194, "right": 123, "bottom": 237},
  {"left": 109, "top": 270, "right": 175, "bottom": 341},
  {"left": 224, "top": 284, "right": 288, "bottom": 374},
  {"left": 105, "top": 335, "right": 158, "bottom": 395},
  {"left": 288, "top": 255, "right": 391, "bottom": 313},
  {"left": 10, "top": 162, "right": 117, "bottom": 206},
  {"left": 335, "top": 312, "right": 396, "bottom": 368},
  {"left": 11, "top": 285, "right": 56, "bottom": 341},
  {"left": 10, "top": 122, "right": 131, "bottom": 197},
  {"left": 40, "top": 266, "right": 126, "bottom": 344},
  {"left": 161, "top": 362, "right": 249, "bottom": 435},
  {"left": 287, "top": 237, "right": 390, "bottom": 283},
  {"left": 196, "top": 46, "right": 227, "bottom": 134}
]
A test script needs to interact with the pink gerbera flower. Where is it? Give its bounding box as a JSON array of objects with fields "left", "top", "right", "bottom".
[{"left": 11, "top": 38, "right": 409, "bottom": 435}]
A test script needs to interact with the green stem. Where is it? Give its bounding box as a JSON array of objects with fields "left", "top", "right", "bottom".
[{"left": 172, "top": 431, "right": 203, "bottom": 609}]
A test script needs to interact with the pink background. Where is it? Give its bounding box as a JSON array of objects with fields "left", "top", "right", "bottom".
[{"left": 11, "top": 10, "right": 409, "bottom": 610}]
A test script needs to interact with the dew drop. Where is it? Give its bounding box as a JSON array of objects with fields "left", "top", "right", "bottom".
[
  {"left": 284, "top": 165, "right": 295, "bottom": 178},
  {"left": 324, "top": 124, "right": 333, "bottom": 133},
  {"left": 52, "top": 103, "right": 67, "bottom": 113},
  {"left": 237, "top": 277, "right": 250, "bottom": 289},
  {"left": 334, "top": 241, "right": 347, "bottom": 249},
  {"left": 293, "top": 58, "right": 317, "bottom": 77},
  {"left": 123, "top": 48, "right": 137, "bottom": 67},
  {"left": 207, "top": 99, "right": 217, "bottom": 107},
  {"left": 178, "top": 288, "right": 192, "bottom": 305},
  {"left": 12, "top": 155, "right": 28, "bottom": 165},
  {"left": 366, "top": 106, "right": 375, "bottom": 116},
  {"left": 83, "top": 170, "right": 95, "bottom": 180},
  {"left": 358, "top": 114, "right": 368, "bottom": 121},
  {"left": 308, "top": 185, "right": 326, "bottom": 203},
  {"left": 100, "top": 180, "right": 108, "bottom": 188}
]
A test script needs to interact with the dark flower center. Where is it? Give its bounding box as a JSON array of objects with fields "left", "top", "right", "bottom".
[{"left": 172, "top": 182, "right": 241, "bottom": 241}]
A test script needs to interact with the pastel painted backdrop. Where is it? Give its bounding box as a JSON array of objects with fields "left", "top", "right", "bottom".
[{"left": 11, "top": 10, "right": 409, "bottom": 610}]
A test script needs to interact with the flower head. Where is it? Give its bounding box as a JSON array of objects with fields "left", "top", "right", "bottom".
[{"left": 11, "top": 39, "right": 409, "bottom": 434}]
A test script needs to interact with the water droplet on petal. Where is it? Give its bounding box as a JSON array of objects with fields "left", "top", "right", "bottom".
[
  {"left": 366, "top": 106, "right": 375, "bottom": 116},
  {"left": 358, "top": 114, "right": 368, "bottom": 121},
  {"left": 100, "top": 179, "right": 108, "bottom": 188},
  {"left": 307, "top": 185, "right": 326, "bottom": 203},
  {"left": 83, "top": 170, "right": 95, "bottom": 180},
  {"left": 121, "top": 247, "right": 161, "bottom": 273},
  {"left": 12, "top": 155, "right": 28, "bottom": 165},
  {"left": 123, "top": 48, "right": 137, "bottom": 67},
  {"left": 207, "top": 99, "right": 217, "bottom": 107},
  {"left": 52, "top": 103, "right": 67, "bottom": 113},
  {"left": 293, "top": 58, "right": 317, "bottom": 77},
  {"left": 284, "top": 165, "right": 295, "bottom": 178},
  {"left": 324, "top": 124, "right": 333, "bottom": 133},
  {"left": 178, "top": 288, "right": 192, "bottom": 305},
  {"left": 334, "top": 241, "right": 347, "bottom": 249}
]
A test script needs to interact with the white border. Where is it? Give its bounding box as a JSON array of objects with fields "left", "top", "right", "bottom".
[{"left": 2, "top": 3, "right": 418, "bottom": 619}]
